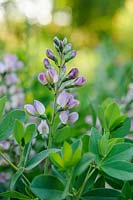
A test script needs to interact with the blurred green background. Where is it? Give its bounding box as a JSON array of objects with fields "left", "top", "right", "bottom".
[{"left": 0, "top": 0, "right": 132, "bottom": 122}]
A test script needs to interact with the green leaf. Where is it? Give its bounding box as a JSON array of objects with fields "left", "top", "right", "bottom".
[
  {"left": 0, "top": 109, "right": 26, "bottom": 141},
  {"left": 111, "top": 118, "right": 131, "bottom": 138},
  {"left": 82, "top": 188, "right": 121, "bottom": 200},
  {"left": 24, "top": 123, "right": 36, "bottom": 144},
  {"left": 103, "top": 143, "right": 133, "bottom": 163},
  {"left": 122, "top": 182, "right": 132, "bottom": 200},
  {"left": 30, "top": 175, "right": 64, "bottom": 200},
  {"left": 107, "top": 138, "right": 124, "bottom": 154},
  {"left": 104, "top": 102, "right": 120, "bottom": 129},
  {"left": 101, "top": 161, "right": 133, "bottom": 180},
  {"left": 101, "top": 98, "right": 114, "bottom": 110},
  {"left": 50, "top": 153, "right": 64, "bottom": 169},
  {"left": 98, "top": 133, "right": 109, "bottom": 156},
  {"left": 97, "top": 106, "right": 107, "bottom": 129},
  {"left": 0, "top": 96, "right": 6, "bottom": 120},
  {"left": 0, "top": 191, "right": 31, "bottom": 199},
  {"left": 71, "top": 146, "right": 82, "bottom": 166},
  {"left": 10, "top": 167, "right": 24, "bottom": 190},
  {"left": 89, "top": 128, "right": 101, "bottom": 163},
  {"left": 74, "top": 152, "right": 95, "bottom": 176},
  {"left": 110, "top": 115, "right": 126, "bottom": 131},
  {"left": 26, "top": 148, "right": 60, "bottom": 170},
  {"left": 14, "top": 120, "right": 25, "bottom": 145},
  {"left": 63, "top": 141, "right": 72, "bottom": 167}
]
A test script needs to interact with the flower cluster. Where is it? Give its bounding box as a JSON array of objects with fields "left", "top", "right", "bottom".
[
  {"left": 24, "top": 36, "right": 86, "bottom": 135},
  {"left": 0, "top": 54, "right": 24, "bottom": 111}
]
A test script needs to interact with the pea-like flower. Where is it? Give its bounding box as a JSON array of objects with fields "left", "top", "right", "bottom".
[
  {"left": 57, "top": 90, "right": 79, "bottom": 110},
  {"left": 59, "top": 111, "right": 79, "bottom": 125},
  {"left": 38, "top": 120, "right": 49, "bottom": 134},
  {"left": 38, "top": 68, "right": 58, "bottom": 85},
  {"left": 74, "top": 76, "right": 86, "bottom": 86},
  {"left": 46, "top": 68, "right": 58, "bottom": 84},
  {"left": 24, "top": 100, "right": 45, "bottom": 116},
  {"left": 38, "top": 73, "right": 48, "bottom": 85}
]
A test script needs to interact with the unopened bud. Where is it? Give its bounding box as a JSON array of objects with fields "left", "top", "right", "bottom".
[
  {"left": 43, "top": 58, "right": 50, "bottom": 69},
  {"left": 63, "top": 43, "right": 72, "bottom": 54},
  {"left": 46, "top": 49, "right": 58, "bottom": 64},
  {"left": 53, "top": 36, "right": 60, "bottom": 46},
  {"left": 64, "top": 50, "right": 76, "bottom": 63}
]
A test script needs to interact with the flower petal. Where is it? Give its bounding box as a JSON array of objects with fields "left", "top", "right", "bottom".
[
  {"left": 34, "top": 100, "right": 45, "bottom": 115},
  {"left": 59, "top": 111, "right": 69, "bottom": 124},
  {"left": 24, "top": 104, "right": 36, "bottom": 116},
  {"left": 68, "top": 112, "right": 79, "bottom": 124}
]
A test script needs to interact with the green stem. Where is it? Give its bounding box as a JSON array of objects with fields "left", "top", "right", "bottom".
[
  {"left": 77, "top": 168, "right": 95, "bottom": 199},
  {"left": 62, "top": 171, "right": 72, "bottom": 199},
  {"left": 0, "top": 150, "right": 30, "bottom": 185},
  {"left": 44, "top": 53, "right": 63, "bottom": 174},
  {"left": 44, "top": 92, "right": 57, "bottom": 173}
]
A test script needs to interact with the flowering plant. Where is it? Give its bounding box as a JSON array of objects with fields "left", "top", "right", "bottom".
[{"left": 0, "top": 37, "right": 133, "bottom": 200}]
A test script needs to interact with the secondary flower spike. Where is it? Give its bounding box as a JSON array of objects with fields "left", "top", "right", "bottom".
[{"left": 24, "top": 100, "right": 45, "bottom": 116}]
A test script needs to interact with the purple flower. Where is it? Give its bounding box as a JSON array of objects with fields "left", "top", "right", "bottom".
[
  {"left": 43, "top": 58, "right": 50, "bottom": 69},
  {"left": 74, "top": 76, "right": 86, "bottom": 86},
  {"left": 67, "top": 68, "right": 79, "bottom": 80},
  {"left": 46, "top": 49, "right": 58, "bottom": 63},
  {"left": 59, "top": 111, "right": 79, "bottom": 125},
  {"left": 38, "top": 73, "right": 48, "bottom": 85},
  {"left": 38, "top": 120, "right": 49, "bottom": 134},
  {"left": 46, "top": 68, "right": 58, "bottom": 84},
  {"left": 24, "top": 100, "right": 45, "bottom": 116},
  {"left": 57, "top": 90, "right": 79, "bottom": 110}
]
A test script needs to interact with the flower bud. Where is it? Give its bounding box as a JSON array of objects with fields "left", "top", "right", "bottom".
[
  {"left": 64, "top": 50, "right": 76, "bottom": 63},
  {"left": 67, "top": 68, "right": 79, "bottom": 80},
  {"left": 46, "top": 68, "right": 58, "bottom": 84},
  {"left": 63, "top": 43, "right": 72, "bottom": 54},
  {"left": 46, "top": 49, "right": 58, "bottom": 64},
  {"left": 59, "top": 41, "right": 64, "bottom": 51},
  {"left": 53, "top": 36, "right": 60, "bottom": 46},
  {"left": 43, "top": 58, "right": 50, "bottom": 69},
  {"left": 63, "top": 37, "right": 67, "bottom": 46},
  {"left": 74, "top": 76, "right": 86, "bottom": 86},
  {"left": 38, "top": 73, "right": 48, "bottom": 85},
  {"left": 62, "top": 64, "right": 66, "bottom": 73}
]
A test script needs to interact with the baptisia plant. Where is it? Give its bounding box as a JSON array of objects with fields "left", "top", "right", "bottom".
[
  {"left": 1, "top": 37, "right": 133, "bottom": 200},
  {"left": 24, "top": 36, "right": 86, "bottom": 147}
]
